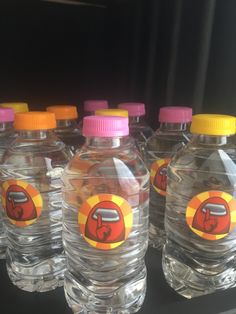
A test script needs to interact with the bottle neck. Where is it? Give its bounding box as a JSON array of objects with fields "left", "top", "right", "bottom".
[
  {"left": 129, "top": 116, "right": 144, "bottom": 124},
  {"left": 0, "top": 121, "right": 14, "bottom": 132},
  {"left": 159, "top": 122, "right": 189, "bottom": 131},
  {"left": 85, "top": 111, "right": 94, "bottom": 116},
  {"left": 85, "top": 136, "right": 128, "bottom": 149},
  {"left": 191, "top": 134, "right": 234, "bottom": 146},
  {"left": 56, "top": 119, "right": 78, "bottom": 130},
  {"left": 17, "top": 130, "right": 55, "bottom": 140}
]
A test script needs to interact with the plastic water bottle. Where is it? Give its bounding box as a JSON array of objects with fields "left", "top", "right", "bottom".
[
  {"left": 0, "top": 102, "right": 29, "bottom": 113},
  {"left": 145, "top": 106, "right": 192, "bottom": 249},
  {"left": 0, "top": 108, "right": 15, "bottom": 259},
  {"left": 118, "top": 102, "right": 153, "bottom": 153},
  {"left": 62, "top": 115, "right": 150, "bottom": 313},
  {"left": 0, "top": 112, "right": 71, "bottom": 292},
  {"left": 163, "top": 114, "right": 236, "bottom": 298},
  {"left": 46, "top": 105, "right": 84, "bottom": 156}
]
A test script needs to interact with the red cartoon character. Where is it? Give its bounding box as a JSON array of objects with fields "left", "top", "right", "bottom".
[
  {"left": 6, "top": 185, "right": 37, "bottom": 221},
  {"left": 85, "top": 200, "right": 125, "bottom": 243},
  {"left": 154, "top": 164, "right": 168, "bottom": 192},
  {"left": 192, "top": 196, "right": 230, "bottom": 234}
]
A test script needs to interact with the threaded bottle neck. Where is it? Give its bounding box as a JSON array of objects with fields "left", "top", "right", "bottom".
[
  {"left": 159, "top": 122, "right": 189, "bottom": 132},
  {"left": 191, "top": 134, "right": 234, "bottom": 146}
]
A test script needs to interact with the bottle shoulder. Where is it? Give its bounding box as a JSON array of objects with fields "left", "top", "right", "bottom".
[
  {"left": 147, "top": 129, "right": 190, "bottom": 141},
  {"left": 0, "top": 133, "right": 15, "bottom": 148},
  {"left": 145, "top": 130, "right": 189, "bottom": 155},
  {"left": 65, "top": 145, "right": 149, "bottom": 178},
  {"left": 2, "top": 137, "right": 71, "bottom": 165},
  {"left": 169, "top": 142, "right": 236, "bottom": 174},
  {"left": 130, "top": 123, "right": 153, "bottom": 136}
]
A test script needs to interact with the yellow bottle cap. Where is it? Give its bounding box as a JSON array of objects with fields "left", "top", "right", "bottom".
[
  {"left": 14, "top": 112, "right": 56, "bottom": 130},
  {"left": 46, "top": 105, "right": 78, "bottom": 120},
  {"left": 0, "top": 102, "right": 29, "bottom": 113},
  {"left": 95, "top": 108, "right": 128, "bottom": 118},
  {"left": 191, "top": 114, "right": 236, "bottom": 136}
]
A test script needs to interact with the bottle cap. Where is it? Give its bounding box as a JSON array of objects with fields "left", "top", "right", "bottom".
[
  {"left": 83, "top": 116, "right": 129, "bottom": 137},
  {"left": 118, "top": 102, "right": 145, "bottom": 117},
  {"left": 46, "top": 105, "right": 78, "bottom": 120},
  {"left": 0, "top": 102, "right": 29, "bottom": 113},
  {"left": 191, "top": 114, "right": 236, "bottom": 136},
  {"left": 159, "top": 106, "right": 192, "bottom": 123},
  {"left": 0, "top": 108, "right": 14, "bottom": 122},
  {"left": 14, "top": 112, "right": 56, "bottom": 130},
  {"left": 84, "top": 100, "right": 108, "bottom": 112},
  {"left": 95, "top": 108, "right": 128, "bottom": 118}
]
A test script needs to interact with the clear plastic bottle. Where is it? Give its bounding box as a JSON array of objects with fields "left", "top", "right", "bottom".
[
  {"left": 0, "top": 112, "right": 71, "bottom": 292},
  {"left": 46, "top": 105, "right": 84, "bottom": 156},
  {"left": 0, "top": 108, "right": 15, "bottom": 259},
  {"left": 118, "top": 102, "right": 153, "bottom": 152},
  {"left": 62, "top": 115, "right": 150, "bottom": 313},
  {"left": 0, "top": 102, "right": 29, "bottom": 113},
  {"left": 163, "top": 114, "right": 236, "bottom": 298},
  {"left": 144, "top": 106, "right": 192, "bottom": 249}
]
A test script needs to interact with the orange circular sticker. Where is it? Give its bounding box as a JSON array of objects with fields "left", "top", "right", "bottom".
[
  {"left": 150, "top": 158, "right": 170, "bottom": 196},
  {"left": 78, "top": 194, "right": 133, "bottom": 250},
  {"left": 2, "top": 180, "right": 43, "bottom": 227},
  {"left": 186, "top": 190, "right": 236, "bottom": 240}
]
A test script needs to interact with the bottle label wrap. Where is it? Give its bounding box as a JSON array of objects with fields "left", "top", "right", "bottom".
[
  {"left": 2, "top": 180, "right": 43, "bottom": 227},
  {"left": 78, "top": 193, "right": 133, "bottom": 250},
  {"left": 150, "top": 158, "right": 171, "bottom": 196},
  {"left": 186, "top": 190, "right": 236, "bottom": 240}
]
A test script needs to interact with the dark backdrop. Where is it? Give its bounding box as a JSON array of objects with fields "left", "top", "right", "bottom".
[{"left": 0, "top": 0, "right": 236, "bottom": 128}]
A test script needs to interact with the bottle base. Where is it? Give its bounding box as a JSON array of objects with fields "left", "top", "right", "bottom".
[
  {"left": 64, "top": 267, "right": 147, "bottom": 314},
  {"left": 7, "top": 254, "right": 66, "bottom": 292},
  {"left": 162, "top": 250, "right": 236, "bottom": 299},
  {"left": 149, "top": 225, "right": 165, "bottom": 250}
]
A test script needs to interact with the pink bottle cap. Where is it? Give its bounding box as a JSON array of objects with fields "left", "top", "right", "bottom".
[
  {"left": 83, "top": 116, "right": 129, "bottom": 137},
  {"left": 159, "top": 106, "right": 192, "bottom": 123},
  {"left": 118, "top": 102, "right": 145, "bottom": 117},
  {"left": 84, "top": 100, "right": 109, "bottom": 112},
  {"left": 0, "top": 108, "right": 14, "bottom": 122}
]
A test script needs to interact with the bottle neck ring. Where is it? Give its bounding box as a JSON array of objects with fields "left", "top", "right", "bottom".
[
  {"left": 17, "top": 130, "right": 55, "bottom": 140},
  {"left": 191, "top": 134, "right": 233, "bottom": 145},
  {"left": 85, "top": 136, "right": 128, "bottom": 149},
  {"left": 159, "top": 122, "right": 189, "bottom": 131}
]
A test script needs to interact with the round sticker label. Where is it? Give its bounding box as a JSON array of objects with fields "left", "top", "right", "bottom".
[
  {"left": 2, "top": 180, "right": 43, "bottom": 227},
  {"left": 150, "top": 158, "right": 170, "bottom": 196},
  {"left": 186, "top": 190, "right": 236, "bottom": 240},
  {"left": 78, "top": 194, "right": 133, "bottom": 250}
]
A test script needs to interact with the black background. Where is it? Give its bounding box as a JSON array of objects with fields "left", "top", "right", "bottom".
[{"left": 0, "top": 0, "right": 236, "bottom": 129}]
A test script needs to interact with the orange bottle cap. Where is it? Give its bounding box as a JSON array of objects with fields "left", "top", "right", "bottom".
[
  {"left": 46, "top": 105, "right": 78, "bottom": 120},
  {"left": 14, "top": 112, "right": 56, "bottom": 130}
]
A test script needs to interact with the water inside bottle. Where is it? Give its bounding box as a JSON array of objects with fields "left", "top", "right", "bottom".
[
  {"left": 1, "top": 131, "right": 70, "bottom": 292},
  {"left": 163, "top": 134, "right": 236, "bottom": 298},
  {"left": 62, "top": 136, "right": 149, "bottom": 313}
]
